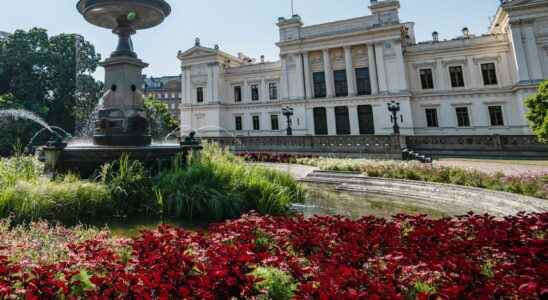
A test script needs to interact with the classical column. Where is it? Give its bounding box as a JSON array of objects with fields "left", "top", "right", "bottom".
[
  {"left": 466, "top": 56, "right": 478, "bottom": 88},
  {"left": 326, "top": 106, "right": 336, "bottom": 135},
  {"left": 211, "top": 62, "right": 220, "bottom": 102},
  {"left": 344, "top": 46, "right": 357, "bottom": 96},
  {"left": 323, "top": 49, "right": 335, "bottom": 98},
  {"left": 523, "top": 24, "right": 543, "bottom": 80},
  {"left": 375, "top": 43, "right": 388, "bottom": 93},
  {"left": 509, "top": 25, "right": 530, "bottom": 83},
  {"left": 261, "top": 78, "right": 267, "bottom": 101},
  {"left": 243, "top": 80, "right": 249, "bottom": 102},
  {"left": 367, "top": 44, "right": 379, "bottom": 95},
  {"left": 435, "top": 59, "right": 445, "bottom": 90},
  {"left": 206, "top": 63, "right": 214, "bottom": 102},
  {"left": 280, "top": 55, "right": 289, "bottom": 100},
  {"left": 393, "top": 41, "right": 408, "bottom": 91},
  {"left": 295, "top": 53, "right": 305, "bottom": 99},
  {"left": 303, "top": 52, "right": 313, "bottom": 99},
  {"left": 499, "top": 52, "right": 510, "bottom": 86},
  {"left": 348, "top": 105, "right": 360, "bottom": 135},
  {"left": 181, "top": 66, "right": 187, "bottom": 104},
  {"left": 185, "top": 66, "right": 192, "bottom": 103}
]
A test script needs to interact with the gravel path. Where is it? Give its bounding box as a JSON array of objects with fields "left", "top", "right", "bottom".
[{"left": 434, "top": 159, "right": 548, "bottom": 176}]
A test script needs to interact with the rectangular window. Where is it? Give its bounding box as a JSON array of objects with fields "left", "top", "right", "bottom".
[
  {"left": 420, "top": 68, "right": 434, "bottom": 89},
  {"left": 357, "top": 105, "right": 375, "bottom": 134},
  {"left": 251, "top": 84, "right": 259, "bottom": 101},
  {"left": 196, "top": 87, "right": 204, "bottom": 103},
  {"left": 235, "top": 116, "right": 242, "bottom": 131},
  {"left": 334, "top": 106, "right": 351, "bottom": 135},
  {"left": 449, "top": 66, "right": 465, "bottom": 88},
  {"left": 488, "top": 106, "right": 504, "bottom": 126},
  {"left": 234, "top": 86, "right": 242, "bottom": 102},
  {"left": 269, "top": 82, "right": 278, "bottom": 100},
  {"left": 481, "top": 63, "right": 498, "bottom": 86},
  {"left": 270, "top": 114, "right": 279, "bottom": 131},
  {"left": 355, "top": 68, "right": 371, "bottom": 96},
  {"left": 333, "top": 70, "right": 348, "bottom": 97},
  {"left": 313, "top": 107, "right": 328, "bottom": 135},
  {"left": 313, "top": 72, "right": 326, "bottom": 98},
  {"left": 252, "top": 115, "right": 260, "bottom": 131},
  {"left": 425, "top": 108, "right": 439, "bottom": 128},
  {"left": 455, "top": 107, "right": 470, "bottom": 127}
]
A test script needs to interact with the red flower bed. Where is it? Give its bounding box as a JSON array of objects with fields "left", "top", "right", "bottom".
[
  {"left": 238, "top": 152, "right": 317, "bottom": 164},
  {"left": 1, "top": 213, "right": 547, "bottom": 299}
]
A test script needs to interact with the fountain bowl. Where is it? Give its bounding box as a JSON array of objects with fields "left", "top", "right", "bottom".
[{"left": 77, "top": 0, "right": 171, "bottom": 30}]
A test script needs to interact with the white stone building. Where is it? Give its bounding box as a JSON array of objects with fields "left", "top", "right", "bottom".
[{"left": 178, "top": 0, "right": 548, "bottom": 138}]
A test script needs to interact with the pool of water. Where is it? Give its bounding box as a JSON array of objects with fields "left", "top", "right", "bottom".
[
  {"left": 103, "top": 183, "right": 448, "bottom": 237},
  {"left": 297, "top": 183, "right": 449, "bottom": 219}
]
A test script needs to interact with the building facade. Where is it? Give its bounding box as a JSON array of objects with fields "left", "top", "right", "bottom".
[
  {"left": 143, "top": 75, "right": 182, "bottom": 121},
  {"left": 178, "top": 0, "right": 548, "bottom": 137}
]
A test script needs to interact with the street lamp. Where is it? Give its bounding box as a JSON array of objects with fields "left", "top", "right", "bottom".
[
  {"left": 281, "top": 106, "right": 294, "bottom": 136},
  {"left": 387, "top": 101, "right": 403, "bottom": 135}
]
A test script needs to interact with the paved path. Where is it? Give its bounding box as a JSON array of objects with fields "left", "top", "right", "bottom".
[
  {"left": 434, "top": 159, "right": 548, "bottom": 176},
  {"left": 249, "top": 163, "right": 318, "bottom": 179}
]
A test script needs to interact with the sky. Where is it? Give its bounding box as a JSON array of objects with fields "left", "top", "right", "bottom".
[{"left": 0, "top": 0, "right": 501, "bottom": 80}]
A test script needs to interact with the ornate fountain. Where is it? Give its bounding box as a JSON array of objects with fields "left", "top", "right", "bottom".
[
  {"left": 40, "top": 0, "right": 194, "bottom": 177},
  {"left": 78, "top": 0, "right": 171, "bottom": 146}
]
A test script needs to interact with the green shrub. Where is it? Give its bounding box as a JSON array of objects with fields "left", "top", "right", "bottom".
[
  {"left": 155, "top": 143, "right": 306, "bottom": 221},
  {"left": 250, "top": 267, "right": 297, "bottom": 300},
  {"left": 99, "top": 154, "right": 156, "bottom": 217}
]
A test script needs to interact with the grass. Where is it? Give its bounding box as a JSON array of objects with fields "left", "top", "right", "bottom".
[
  {"left": 438, "top": 158, "right": 548, "bottom": 167},
  {"left": 0, "top": 143, "right": 306, "bottom": 225},
  {"left": 297, "top": 157, "right": 548, "bottom": 200}
]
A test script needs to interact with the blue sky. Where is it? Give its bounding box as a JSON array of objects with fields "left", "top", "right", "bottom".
[{"left": 0, "top": 0, "right": 500, "bottom": 79}]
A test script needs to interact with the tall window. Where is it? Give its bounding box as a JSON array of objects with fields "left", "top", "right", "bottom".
[
  {"left": 355, "top": 68, "right": 371, "bottom": 96},
  {"left": 357, "top": 105, "right": 375, "bottom": 134},
  {"left": 196, "top": 87, "right": 204, "bottom": 103},
  {"left": 270, "top": 114, "right": 279, "bottom": 131},
  {"left": 333, "top": 70, "right": 348, "bottom": 97},
  {"left": 425, "top": 108, "right": 439, "bottom": 128},
  {"left": 235, "top": 116, "right": 242, "bottom": 131},
  {"left": 334, "top": 106, "right": 350, "bottom": 135},
  {"left": 269, "top": 82, "right": 278, "bottom": 100},
  {"left": 455, "top": 107, "right": 470, "bottom": 127},
  {"left": 481, "top": 63, "right": 498, "bottom": 86},
  {"left": 449, "top": 66, "right": 465, "bottom": 88},
  {"left": 251, "top": 84, "right": 259, "bottom": 101},
  {"left": 420, "top": 68, "right": 434, "bottom": 89},
  {"left": 252, "top": 115, "right": 260, "bottom": 131},
  {"left": 234, "top": 86, "right": 242, "bottom": 102},
  {"left": 488, "top": 106, "right": 504, "bottom": 126},
  {"left": 313, "top": 107, "right": 328, "bottom": 135},
  {"left": 313, "top": 72, "right": 326, "bottom": 98}
]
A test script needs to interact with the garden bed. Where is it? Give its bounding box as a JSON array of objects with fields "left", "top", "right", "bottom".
[{"left": 0, "top": 213, "right": 546, "bottom": 299}]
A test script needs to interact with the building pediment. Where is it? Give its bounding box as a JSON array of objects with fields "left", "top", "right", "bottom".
[{"left": 178, "top": 46, "right": 218, "bottom": 60}]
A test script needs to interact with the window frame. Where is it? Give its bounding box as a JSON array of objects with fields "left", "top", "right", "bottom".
[
  {"left": 234, "top": 115, "right": 243, "bottom": 131},
  {"left": 419, "top": 68, "right": 434, "bottom": 90},
  {"left": 455, "top": 106, "right": 471, "bottom": 127},
  {"left": 333, "top": 70, "right": 348, "bottom": 97},
  {"left": 251, "top": 84, "right": 260, "bottom": 101},
  {"left": 252, "top": 115, "right": 261, "bottom": 131},
  {"left": 233, "top": 85, "right": 242, "bottom": 102},
  {"left": 488, "top": 105, "right": 505, "bottom": 127},
  {"left": 481, "top": 62, "right": 498, "bottom": 86},
  {"left": 424, "top": 108, "right": 439, "bottom": 128},
  {"left": 270, "top": 114, "right": 279, "bottom": 131},
  {"left": 355, "top": 67, "right": 372, "bottom": 96},
  {"left": 268, "top": 82, "right": 278, "bottom": 100},
  {"left": 448, "top": 65, "right": 465, "bottom": 88},
  {"left": 196, "top": 87, "right": 204, "bottom": 103},
  {"left": 313, "top": 72, "right": 327, "bottom": 98}
]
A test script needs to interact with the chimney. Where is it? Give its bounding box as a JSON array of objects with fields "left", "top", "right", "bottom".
[
  {"left": 432, "top": 31, "right": 439, "bottom": 42},
  {"left": 260, "top": 55, "right": 265, "bottom": 63},
  {"left": 369, "top": 0, "right": 400, "bottom": 24}
]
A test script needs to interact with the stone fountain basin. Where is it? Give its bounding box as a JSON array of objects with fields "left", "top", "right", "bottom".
[{"left": 77, "top": 0, "right": 171, "bottom": 30}]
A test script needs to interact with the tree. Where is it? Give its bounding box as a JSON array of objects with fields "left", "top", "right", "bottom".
[
  {"left": 525, "top": 80, "right": 548, "bottom": 143},
  {"left": 0, "top": 28, "right": 102, "bottom": 155},
  {"left": 144, "top": 97, "right": 179, "bottom": 140}
]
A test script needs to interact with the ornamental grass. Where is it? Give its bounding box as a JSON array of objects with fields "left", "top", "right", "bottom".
[{"left": 0, "top": 213, "right": 546, "bottom": 299}]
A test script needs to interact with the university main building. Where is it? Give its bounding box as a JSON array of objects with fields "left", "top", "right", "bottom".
[{"left": 177, "top": 0, "right": 547, "bottom": 139}]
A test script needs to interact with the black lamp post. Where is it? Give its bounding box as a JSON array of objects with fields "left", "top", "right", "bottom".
[
  {"left": 387, "top": 101, "right": 402, "bottom": 135},
  {"left": 281, "top": 106, "right": 294, "bottom": 136}
]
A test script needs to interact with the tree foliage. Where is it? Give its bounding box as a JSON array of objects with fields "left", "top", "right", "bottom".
[
  {"left": 0, "top": 28, "right": 102, "bottom": 155},
  {"left": 144, "top": 97, "right": 179, "bottom": 140},
  {"left": 525, "top": 80, "right": 548, "bottom": 143}
]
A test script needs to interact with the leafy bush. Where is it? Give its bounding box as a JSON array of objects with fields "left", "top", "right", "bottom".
[
  {"left": 155, "top": 143, "right": 306, "bottom": 221},
  {"left": 298, "top": 157, "right": 548, "bottom": 200},
  {"left": 0, "top": 213, "right": 546, "bottom": 299}
]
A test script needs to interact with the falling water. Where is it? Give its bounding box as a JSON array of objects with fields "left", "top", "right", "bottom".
[
  {"left": 0, "top": 109, "right": 53, "bottom": 132},
  {"left": 77, "top": 92, "right": 106, "bottom": 137},
  {"left": 25, "top": 126, "right": 73, "bottom": 152},
  {"left": 163, "top": 125, "right": 193, "bottom": 142}
]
